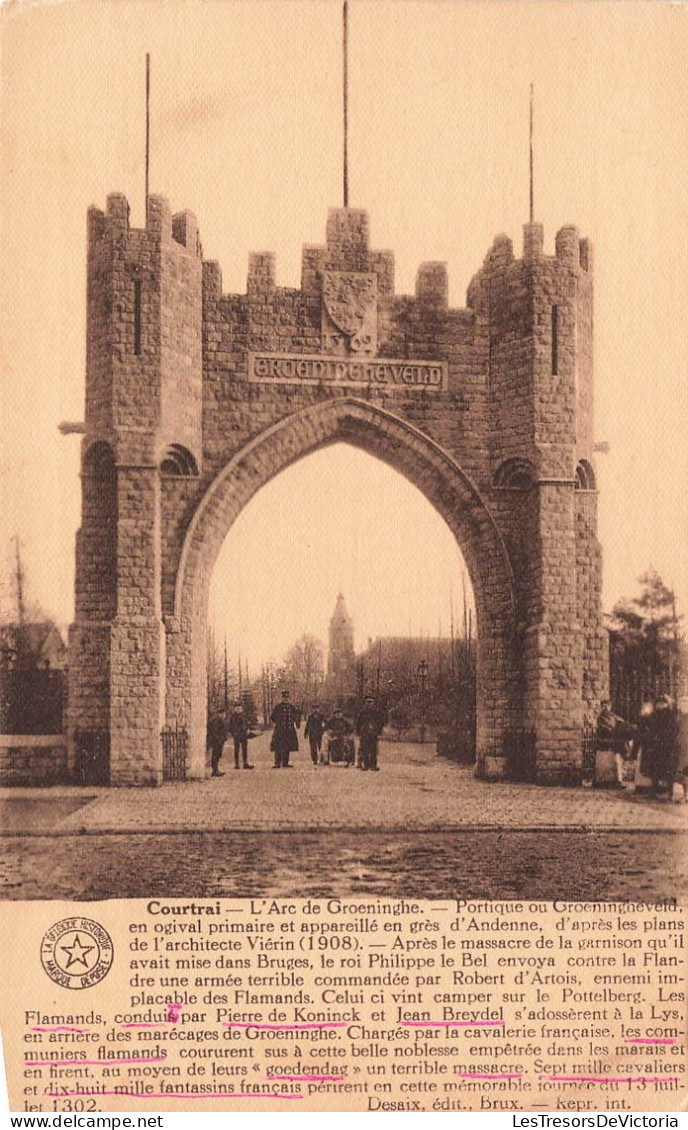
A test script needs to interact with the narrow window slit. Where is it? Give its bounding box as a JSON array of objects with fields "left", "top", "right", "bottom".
[
  {"left": 134, "top": 280, "right": 142, "bottom": 355},
  {"left": 551, "top": 305, "right": 559, "bottom": 375}
]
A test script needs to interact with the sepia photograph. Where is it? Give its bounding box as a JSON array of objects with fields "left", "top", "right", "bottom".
[{"left": 1, "top": 0, "right": 686, "bottom": 904}]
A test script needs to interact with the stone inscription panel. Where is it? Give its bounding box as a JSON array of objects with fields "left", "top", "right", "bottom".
[{"left": 248, "top": 352, "right": 447, "bottom": 390}]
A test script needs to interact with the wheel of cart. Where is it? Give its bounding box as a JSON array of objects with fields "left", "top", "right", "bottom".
[{"left": 327, "top": 734, "right": 355, "bottom": 766}]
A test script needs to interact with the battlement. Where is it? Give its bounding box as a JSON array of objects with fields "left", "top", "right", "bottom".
[
  {"left": 75, "top": 189, "right": 605, "bottom": 785},
  {"left": 416, "top": 262, "right": 448, "bottom": 307},
  {"left": 478, "top": 223, "right": 592, "bottom": 276},
  {"left": 87, "top": 194, "right": 202, "bottom": 257}
]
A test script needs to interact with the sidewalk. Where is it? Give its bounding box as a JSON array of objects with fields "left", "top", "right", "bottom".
[{"left": 2, "top": 735, "right": 686, "bottom": 835}]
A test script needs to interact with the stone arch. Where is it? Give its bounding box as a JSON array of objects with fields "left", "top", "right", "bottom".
[
  {"left": 494, "top": 457, "right": 536, "bottom": 490},
  {"left": 160, "top": 444, "right": 199, "bottom": 477},
  {"left": 169, "top": 397, "right": 520, "bottom": 779},
  {"left": 79, "top": 441, "right": 117, "bottom": 621},
  {"left": 575, "top": 459, "right": 596, "bottom": 491}
]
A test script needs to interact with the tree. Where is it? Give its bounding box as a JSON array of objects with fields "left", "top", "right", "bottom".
[
  {"left": 0, "top": 537, "right": 66, "bottom": 732},
  {"left": 207, "top": 631, "right": 241, "bottom": 718},
  {"left": 283, "top": 634, "right": 325, "bottom": 706},
  {"left": 241, "top": 687, "right": 258, "bottom": 728},
  {"left": 607, "top": 569, "right": 683, "bottom": 720}
]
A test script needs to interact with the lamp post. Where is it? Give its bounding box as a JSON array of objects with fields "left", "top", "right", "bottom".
[{"left": 418, "top": 658, "right": 429, "bottom": 743}]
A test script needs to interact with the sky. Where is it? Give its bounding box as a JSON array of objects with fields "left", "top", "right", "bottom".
[
  {"left": 208, "top": 444, "right": 473, "bottom": 670},
  {"left": 1, "top": 0, "right": 686, "bottom": 666}
]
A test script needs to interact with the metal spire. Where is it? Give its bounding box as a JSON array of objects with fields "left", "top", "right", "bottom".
[
  {"left": 145, "top": 54, "right": 151, "bottom": 208},
  {"left": 343, "top": 1, "right": 349, "bottom": 207},
  {"left": 529, "top": 82, "right": 534, "bottom": 223}
]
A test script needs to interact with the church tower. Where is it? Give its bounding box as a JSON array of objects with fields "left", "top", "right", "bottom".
[{"left": 327, "top": 594, "right": 355, "bottom": 699}]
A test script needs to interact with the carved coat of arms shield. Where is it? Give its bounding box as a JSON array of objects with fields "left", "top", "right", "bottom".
[{"left": 322, "top": 272, "right": 377, "bottom": 338}]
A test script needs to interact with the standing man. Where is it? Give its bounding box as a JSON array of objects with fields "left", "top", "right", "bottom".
[
  {"left": 228, "top": 702, "right": 254, "bottom": 770},
  {"left": 304, "top": 703, "right": 326, "bottom": 767},
  {"left": 355, "top": 695, "right": 387, "bottom": 772},
  {"left": 595, "top": 699, "right": 630, "bottom": 786},
  {"left": 269, "top": 690, "right": 301, "bottom": 768},
  {"left": 206, "top": 710, "right": 228, "bottom": 778},
  {"left": 647, "top": 694, "right": 679, "bottom": 798}
]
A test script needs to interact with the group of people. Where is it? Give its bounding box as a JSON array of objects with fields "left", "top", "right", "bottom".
[
  {"left": 270, "top": 691, "right": 387, "bottom": 771},
  {"left": 206, "top": 690, "right": 388, "bottom": 775},
  {"left": 206, "top": 702, "right": 255, "bottom": 776},
  {"left": 596, "top": 695, "right": 686, "bottom": 800}
]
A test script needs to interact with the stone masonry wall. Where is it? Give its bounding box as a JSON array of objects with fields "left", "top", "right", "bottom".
[
  {"left": 0, "top": 736, "right": 68, "bottom": 787},
  {"left": 71, "top": 196, "right": 605, "bottom": 785}
]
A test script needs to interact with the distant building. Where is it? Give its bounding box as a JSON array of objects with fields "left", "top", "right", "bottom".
[
  {"left": 0, "top": 622, "right": 68, "bottom": 671},
  {"left": 0, "top": 622, "right": 67, "bottom": 734},
  {"left": 326, "top": 594, "right": 356, "bottom": 699}
]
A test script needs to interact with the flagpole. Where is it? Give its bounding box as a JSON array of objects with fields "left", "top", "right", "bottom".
[
  {"left": 529, "top": 82, "right": 534, "bottom": 223},
  {"left": 145, "top": 54, "right": 151, "bottom": 210},
  {"left": 343, "top": 1, "right": 349, "bottom": 207}
]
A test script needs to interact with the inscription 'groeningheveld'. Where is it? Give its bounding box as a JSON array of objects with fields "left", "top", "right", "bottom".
[{"left": 248, "top": 352, "right": 447, "bottom": 390}]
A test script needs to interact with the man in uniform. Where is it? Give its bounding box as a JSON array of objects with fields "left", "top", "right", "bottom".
[
  {"left": 269, "top": 690, "right": 301, "bottom": 768},
  {"left": 227, "top": 701, "right": 254, "bottom": 770},
  {"left": 206, "top": 710, "right": 228, "bottom": 778},
  {"left": 355, "top": 695, "right": 387, "bottom": 772}
]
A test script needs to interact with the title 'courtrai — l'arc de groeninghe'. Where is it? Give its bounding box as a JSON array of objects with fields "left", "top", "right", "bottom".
[{"left": 68, "top": 33, "right": 607, "bottom": 786}]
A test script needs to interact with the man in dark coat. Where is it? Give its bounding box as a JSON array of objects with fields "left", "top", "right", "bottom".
[
  {"left": 269, "top": 691, "right": 301, "bottom": 768},
  {"left": 647, "top": 695, "right": 679, "bottom": 797},
  {"left": 304, "top": 704, "right": 326, "bottom": 766},
  {"left": 355, "top": 695, "right": 388, "bottom": 772},
  {"left": 228, "top": 702, "right": 254, "bottom": 770},
  {"left": 206, "top": 711, "right": 228, "bottom": 778}
]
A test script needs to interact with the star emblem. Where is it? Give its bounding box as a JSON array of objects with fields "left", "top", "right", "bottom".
[{"left": 60, "top": 932, "right": 96, "bottom": 970}]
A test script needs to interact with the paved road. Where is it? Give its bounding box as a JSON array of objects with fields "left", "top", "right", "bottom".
[
  {"left": 2, "top": 826, "right": 686, "bottom": 902},
  {"left": 2, "top": 733, "right": 685, "bottom": 834},
  {"left": 2, "top": 736, "right": 686, "bottom": 901}
]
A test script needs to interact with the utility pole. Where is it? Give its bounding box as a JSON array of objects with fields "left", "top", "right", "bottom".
[
  {"left": 223, "top": 638, "right": 229, "bottom": 717},
  {"left": 418, "top": 658, "right": 429, "bottom": 744},
  {"left": 13, "top": 536, "right": 29, "bottom": 669}
]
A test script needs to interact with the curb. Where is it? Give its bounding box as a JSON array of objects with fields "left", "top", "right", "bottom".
[{"left": 2, "top": 823, "right": 686, "bottom": 838}]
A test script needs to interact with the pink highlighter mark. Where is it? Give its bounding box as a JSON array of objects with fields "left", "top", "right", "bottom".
[
  {"left": 121, "top": 1023, "right": 167, "bottom": 1029},
  {"left": 26, "top": 1059, "right": 165, "bottom": 1068},
  {"left": 267, "top": 1075, "right": 346, "bottom": 1082},
  {"left": 547, "top": 1075, "right": 680, "bottom": 1085},
  {"left": 31, "top": 1027, "right": 90, "bottom": 1034},
  {"left": 455, "top": 1073, "right": 522, "bottom": 1079},
  {"left": 223, "top": 1021, "right": 348, "bottom": 1030},
  {"left": 120, "top": 1005, "right": 185, "bottom": 1030},
  {"left": 401, "top": 1020, "right": 503, "bottom": 1027},
  {"left": 624, "top": 1038, "right": 676, "bottom": 1045},
  {"left": 47, "top": 1091, "right": 303, "bottom": 1101}
]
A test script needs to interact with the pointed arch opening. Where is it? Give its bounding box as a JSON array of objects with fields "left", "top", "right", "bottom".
[{"left": 169, "top": 398, "right": 519, "bottom": 780}]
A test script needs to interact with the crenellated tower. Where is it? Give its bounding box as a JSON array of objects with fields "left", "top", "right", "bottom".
[
  {"left": 69, "top": 193, "right": 204, "bottom": 785},
  {"left": 469, "top": 220, "right": 605, "bottom": 769},
  {"left": 69, "top": 194, "right": 606, "bottom": 786}
]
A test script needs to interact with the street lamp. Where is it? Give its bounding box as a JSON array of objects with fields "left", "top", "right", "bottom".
[{"left": 418, "top": 658, "right": 429, "bottom": 743}]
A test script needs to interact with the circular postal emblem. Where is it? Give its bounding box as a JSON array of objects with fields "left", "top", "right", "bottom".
[{"left": 41, "top": 918, "right": 114, "bottom": 990}]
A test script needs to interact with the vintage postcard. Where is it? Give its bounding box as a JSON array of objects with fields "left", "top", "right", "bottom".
[{"left": 0, "top": 0, "right": 686, "bottom": 1115}]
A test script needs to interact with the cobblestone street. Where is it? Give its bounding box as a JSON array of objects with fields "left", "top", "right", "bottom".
[
  {"left": 3, "top": 828, "right": 686, "bottom": 903},
  {"left": 2, "top": 737, "right": 686, "bottom": 901}
]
